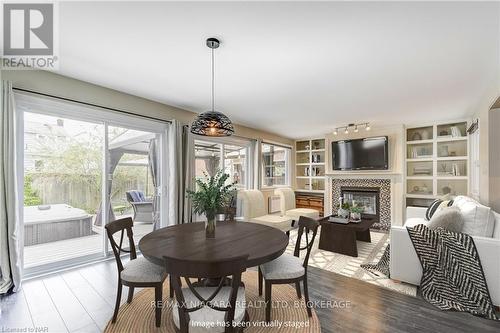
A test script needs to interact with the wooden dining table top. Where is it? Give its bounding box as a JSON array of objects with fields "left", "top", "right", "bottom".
[{"left": 139, "top": 221, "right": 289, "bottom": 269}]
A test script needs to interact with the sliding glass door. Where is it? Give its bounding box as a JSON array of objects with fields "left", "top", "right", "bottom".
[
  {"left": 17, "top": 92, "right": 168, "bottom": 275},
  {"left": 23, "top": 112, "right": 105, "bottom": 270}
]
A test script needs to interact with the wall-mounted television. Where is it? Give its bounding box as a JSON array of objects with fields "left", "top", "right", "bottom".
[{"left": 332, "top": 136, "right": 389, "bottom": 171}]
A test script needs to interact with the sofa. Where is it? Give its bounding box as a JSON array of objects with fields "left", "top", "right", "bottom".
[{"left": 390, "top": 196, "right": 500, "bottom": 306}]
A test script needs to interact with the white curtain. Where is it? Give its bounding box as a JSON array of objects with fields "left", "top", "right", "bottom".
[
  {"left": 0, "top": 81, "right": 22, "bottom": 294},
  {"left": 167, "top": 120, "right": 194, "bottom": 226}
]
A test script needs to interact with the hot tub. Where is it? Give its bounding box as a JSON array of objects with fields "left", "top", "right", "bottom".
[{"left": 24, "top": 204, "right": 94, "bottom": 246}]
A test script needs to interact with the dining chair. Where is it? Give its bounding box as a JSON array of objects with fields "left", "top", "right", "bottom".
[
  {"left": 166, "top": 254, "right": 249, "bottom": 333},
  {"left": 258, "top": 215, "right": 319, "bottom": 322},
  {"left": 105, "top": 217, "right": 167, "bottom": 327}
]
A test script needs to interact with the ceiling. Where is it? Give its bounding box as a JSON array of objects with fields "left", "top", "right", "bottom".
[{"left": 56, "top": 2, "right": 500, "bottom": 139}]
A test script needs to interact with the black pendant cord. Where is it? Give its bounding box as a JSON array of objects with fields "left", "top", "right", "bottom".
[{"left": 211, "top": 46, "right": 215, "bottom": 111}]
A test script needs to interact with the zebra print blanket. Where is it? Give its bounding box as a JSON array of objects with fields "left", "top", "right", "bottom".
[{"left": 407, "top": 224, "right": 498, "bottom": 320}]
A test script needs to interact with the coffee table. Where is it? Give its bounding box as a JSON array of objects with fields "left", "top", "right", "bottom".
[{"left": 318, "top": 216, "right": 376, "bottom": 257}]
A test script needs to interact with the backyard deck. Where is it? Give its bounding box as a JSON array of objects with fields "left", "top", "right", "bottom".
[{"left": 24, "top": 222, "right": 153, "bottom": 268}]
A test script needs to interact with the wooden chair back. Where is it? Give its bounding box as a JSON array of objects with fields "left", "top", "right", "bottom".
[
  {"left": 105, "top": 217, "right": 137, "bottom": 273},
  {"left": 165, "top": 255, "right": 248, "bottom": 333},
  {"left": 293, "top": 216, "right": 320, "bottom": 268}
]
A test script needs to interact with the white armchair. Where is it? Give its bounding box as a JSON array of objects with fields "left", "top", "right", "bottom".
[
  {"left": 274, "top": 188, "right": 319, "bottom": 222},
  {"left": 237, "top": 190, "right": 293, "bottom": 232}
]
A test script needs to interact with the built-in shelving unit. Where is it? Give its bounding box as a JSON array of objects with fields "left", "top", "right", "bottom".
[
  {"left": 295, "top": 138, "right": 326, "bottom": 193},
  {"left": 404, "top": 121, "right": 469, "bottom": 207}
]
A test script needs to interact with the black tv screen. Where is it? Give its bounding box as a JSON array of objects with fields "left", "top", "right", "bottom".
[{"left": 332, "top": 136, "right": 388, "bottom": 170}]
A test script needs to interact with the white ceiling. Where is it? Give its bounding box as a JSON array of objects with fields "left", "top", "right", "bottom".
[{"left": 56, "top": 1, "right": 500, "bottom": 139}]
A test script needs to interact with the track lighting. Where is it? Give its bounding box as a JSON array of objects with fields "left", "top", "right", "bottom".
[{"left": 333, "top": 123, "right": 371, "bottom": 136}]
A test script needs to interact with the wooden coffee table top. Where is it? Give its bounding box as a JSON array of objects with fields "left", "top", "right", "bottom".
[
  {"left": 319, "top": 215, "right": 376, "bottom": 231},
  {"left": 139, "top": 221, "right": 289, "bottom": 270}
]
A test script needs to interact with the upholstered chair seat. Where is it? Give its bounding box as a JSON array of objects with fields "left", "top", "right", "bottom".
[
  {"left": 260, "top": 254, "right": 305, "bottom": 280},
  {"left": 120, "top": 257, "right": 165, "bottom": 283},
  {"left": 274, "top": 188, "right": 319, "bottom": 221},
  {"left": 250, "top": 215, "right": 294, "bottom": 232},
  {"left": 172, "top": 287, "right": 246, "bottom": 333}
]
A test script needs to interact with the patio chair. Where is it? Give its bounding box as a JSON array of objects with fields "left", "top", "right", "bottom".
[{"left": 126, "top": 190, "right": 153, "bottom": 223}]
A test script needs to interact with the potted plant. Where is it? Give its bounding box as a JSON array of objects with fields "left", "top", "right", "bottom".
[
  {"left": 187, "top": 170, "right": 236, "bottom": 238},
  {"left": 350, "top": 205, "right": 364, "bottom": 222},
  {"left": 337, "top": 201, "right": 350, "bottom": 219}
]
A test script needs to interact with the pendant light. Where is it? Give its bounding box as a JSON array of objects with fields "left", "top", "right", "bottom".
[{"left": 190, "top": 38, "right": 234, "bottom": 137}]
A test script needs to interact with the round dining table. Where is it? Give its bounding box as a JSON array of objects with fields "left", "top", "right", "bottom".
[{"left": 139, "top": 221, "right": 289, "bottom": 271}]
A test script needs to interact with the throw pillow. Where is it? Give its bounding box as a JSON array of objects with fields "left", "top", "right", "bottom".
[
  {"left": 452, "top": 196, "right": 495, "bottom": 237},
  {"left": 425, "top": 199, "right": 454, "bottom": 221},
  {"left": 427, "top": 207, "right": 464, "bottom": 233},
  {"left": 493, "top": 212, "right": 500, "bottom": 240}
]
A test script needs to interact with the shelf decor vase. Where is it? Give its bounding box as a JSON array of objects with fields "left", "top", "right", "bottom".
[
  {"left": 337, "top": 208, "right": 350, "bottom": 219},
  {"left": 350, "top": 212, "right": 361, "bottom": 221}
]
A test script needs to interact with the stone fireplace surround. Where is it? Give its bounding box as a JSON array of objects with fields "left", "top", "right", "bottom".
[{"left": 331, "top": 178, "right": 392, "bottom": 231}]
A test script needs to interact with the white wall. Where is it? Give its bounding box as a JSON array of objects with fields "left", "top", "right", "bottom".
[
  {"left": 2, "top": 70, "right": 294, "bottom": 146},
  {"left": 489, "top": 108, "right": 500, "bottom": 211}
]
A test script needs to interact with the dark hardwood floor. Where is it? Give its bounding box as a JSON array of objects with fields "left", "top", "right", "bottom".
[{"left": 1, "top": 259, "right": 499, "bottom": 333}]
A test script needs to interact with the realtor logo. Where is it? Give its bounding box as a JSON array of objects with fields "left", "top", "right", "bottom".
[{"left": 2, "top": 2, "right": 58, "bottom": 69}]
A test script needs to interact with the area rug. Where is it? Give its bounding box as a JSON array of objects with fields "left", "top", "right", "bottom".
[
  {"left": 287, "top": 229, "right": 417, "bottom": 297},
  {"left": 104, "top": 270, "right": 321, "bottom": 333}
]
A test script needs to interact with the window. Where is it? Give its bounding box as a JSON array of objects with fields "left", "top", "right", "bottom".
[
  {"left": 261, "top": 143, "right": 290, "bottom": 187},
  {"left": 195, "top": 140, "right": 250, "bottom": 189}
]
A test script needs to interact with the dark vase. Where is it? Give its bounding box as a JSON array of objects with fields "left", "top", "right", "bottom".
[{"left": 205, "top": 216, "right": 216, "bottom": 238}]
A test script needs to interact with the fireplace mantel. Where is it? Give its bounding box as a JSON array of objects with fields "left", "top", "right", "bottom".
[{"left": 326, "top": 172, "right": 402, "bottom": 181}]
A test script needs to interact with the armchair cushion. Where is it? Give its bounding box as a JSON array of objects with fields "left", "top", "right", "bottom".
[
  {"left": 237, "top": 190, "right": 266, "bottom": 219},
  {"left": 285, "top": 208, "right": 319, "bottom": 221},
  {"left": 127, "top": 190, "right": 148, "bottom": 203},
  {"left": 250, "top": 215, "right": 293, "bottom": 232},
  {"left": 260, "top": 254, "right": 305, "bottom": 280}
]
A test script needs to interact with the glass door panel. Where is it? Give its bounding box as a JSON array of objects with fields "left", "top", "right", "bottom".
[
  {"left": 223, "top": 144, "right": 247, "bottom": 189},
  {"left": 107, "top": 126, "right": 158, "bottom": 246},
  {"left": 23, "top": 112, "right": 104, "bottom": 269}
]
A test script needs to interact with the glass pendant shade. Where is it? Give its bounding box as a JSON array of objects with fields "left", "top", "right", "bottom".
[{"left": 191, "top": 111, "right": 234, "bottom": 136}]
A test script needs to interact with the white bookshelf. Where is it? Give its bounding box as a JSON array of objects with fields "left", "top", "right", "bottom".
[
  {"left": 404, "top": 121, "right": 469, "bottom": 207},
  {"left": 295, "top": 138, "right": 326, "bottom": 192}
]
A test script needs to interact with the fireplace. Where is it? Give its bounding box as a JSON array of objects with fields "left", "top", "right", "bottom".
[
  {"left": 331, "top": 178, "right": 391, "bottom": 231},
  {"left": 341, "top": 187, "right": 380, "bottom": 221}
]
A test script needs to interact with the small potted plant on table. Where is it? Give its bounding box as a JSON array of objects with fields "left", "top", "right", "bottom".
[
  {"left": 187, "top": 170, "right": 236, "bottom": 238},
  {"left": 350, "top": 204, "right": 364, "bottom": 222}
]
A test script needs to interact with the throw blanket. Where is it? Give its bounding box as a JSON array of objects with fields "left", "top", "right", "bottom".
[
  {"left": 361, "top": 244, "right": 391, "bottom": 278},
  {"left": 407, "top": 224, "right": 498, "bottom": 320}
]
